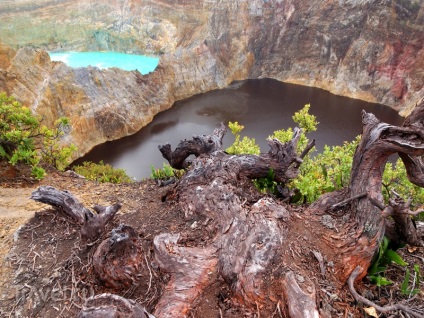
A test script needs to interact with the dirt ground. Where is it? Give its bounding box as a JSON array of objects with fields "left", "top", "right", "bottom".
[{"left": 0, "top": 166, "right": 423, "bottom": 318}]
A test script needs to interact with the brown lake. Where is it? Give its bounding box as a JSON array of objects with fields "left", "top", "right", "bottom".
[{"left": 74, "top": 79, "right": 403, "bottom": 180}]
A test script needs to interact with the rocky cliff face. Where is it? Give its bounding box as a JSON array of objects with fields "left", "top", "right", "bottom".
[{"left": 0, "top": 0, "right": 423, "bottom": 157}]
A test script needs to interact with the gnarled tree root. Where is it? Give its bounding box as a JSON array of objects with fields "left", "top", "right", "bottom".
[
  {"left": 31, "top": 186, "right": 121, "bottom": 242},
  {"left": 282, "top": 271, "right": 319, "bottom": 318},
  {"left": 77, "top": 293, "right": 155, "bottom": 318},
  {"left": 348, "top": 266, "right": 424, "bottom": 318},
  {"left": 153, "top": 233, "right": 218, "bottom": 317},
  {"left": 93, "top": 225, "right": 144, "bottom": 289}
]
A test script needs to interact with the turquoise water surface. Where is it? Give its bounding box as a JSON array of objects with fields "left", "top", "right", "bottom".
[{"left": 49, "top": 52, "right": 160, "bottom": 74}]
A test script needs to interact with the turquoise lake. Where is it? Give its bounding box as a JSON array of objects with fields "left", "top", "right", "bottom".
[{"left": 48, "top": 52, "right": 160, "bottom": 74}]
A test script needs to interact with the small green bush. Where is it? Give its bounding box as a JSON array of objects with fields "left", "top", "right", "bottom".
[
  {"left": 73, "top": 161, "right": 132, "bottom": 183},
  {"left": 383, "top": 159, "right": 424, "bottom": 212},
  {"left": 150, "top": 163, "right": 184, "bottom": 180},
  {"left": 0, "top": 92, "right": 77, "bottom": 179},
  {"left": 226, "top": 121, "right": 260, "bottom": 155},
  {"left": 40, "top": 117, "right": 77, "bottom": 171},
  {"left": 292, "top": 136, "right": 360, "bottom": 202},
  {"left": 226, "top": 104, "right": 318, "bottom": 196}
]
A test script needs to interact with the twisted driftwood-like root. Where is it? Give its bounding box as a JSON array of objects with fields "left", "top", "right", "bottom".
[
  {"left": 371, "top": 195, "right": 424, "bottom": 247},
  {"left": 153, "top": 102, "right": 424, "bottom": 317},
  {"left": 282, "top": 271, "right": 319, "bottom": 318},
  {"left": 154, "top": 125, "right": 319, "bottom": 316},
  {"left": 153, "top": 233, "right": 218, "bottom": 317},
  {"left": 77, "top": 293, "right": 155, "bottom": 318},
  {"left": 31, "top": 185, "right": 94, "bottom": 224},
  {"left": 31, "top": 186, "right": 121, "bottom": 242},
  {"left": 159, "top": 122, "right": 227, "bottom": 169},
  {"left": 308, "top": 100, "right": 424, "bottom": 282},
  {"left": 93, "top": 225, "right": 145, "bottom": 289}
]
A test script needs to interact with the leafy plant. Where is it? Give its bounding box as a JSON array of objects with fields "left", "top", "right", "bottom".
[
  {"left": 226, "top": 104, "right": 319, "bottom": 196},
  {"left": 226, "top": 121, "right": 260, "bottom": 155},
  {"left": 292, "top": 136, "right": 360, "bottom": 202},
  {"left": 73, "top": 161, "right": 132, "bottom": 183},
  {"left": 383, "top": 159, "right": 424, "bottom": 213},
  {"left": 401, "top": 264, "right": 421, "bottom": 297},
  {"left": 269, "top": 103, "right": 318, "bottom": 153},
  {"left": 40, "top": 117, "right": 78, "bottom": 171},
  {"left": 368, "top": 236, "right": 408, "bottom": 287},
  {"left": 0, "top": 92, "right": 77, "bottom": 179},
  {"left": 253, "top": 169, "right": 280, "bottom": 195},
  {"left": 150, "top": 163, "right": 184, "bottom": 180}
]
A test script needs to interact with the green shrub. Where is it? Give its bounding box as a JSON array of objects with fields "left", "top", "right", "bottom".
[
  {"left": 0, "top": 92, "right": 77, "bottom": 179},
  {"left": 401, "top": 264, "right": 421, "bottom": 297},
  {"left": 226, "top": 121, "right": 260, "bottom": 155},
  {"left": 292, "top": 136, "right": 360, "bottom": 202},
  {"left": 226, "top": 104, "right": 318, "bottom": 196},
  {"left": 40, "top": 117, "right": 78, "bottom": 171},
  {"left": 383, "top": 159, "right": 424, "bottom": 212},
  {"left": 225, "top": 103, "right": 423, "bottom": 208},
  {"left": 73, "top": 161, "right": 133, "bottom": 183},
  {"left": 150, "top": 163, "right": 184, "bottom": 180}
]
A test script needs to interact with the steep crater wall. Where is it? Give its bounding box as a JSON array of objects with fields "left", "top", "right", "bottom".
[{"left": 0, "top": 0, "right": 423, "bottom": 158}]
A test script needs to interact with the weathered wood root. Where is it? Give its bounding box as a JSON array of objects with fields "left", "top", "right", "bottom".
[
  {"left": 155, "top": 124, "right": 321, "bottom": 315},
  {"left": 371, "top": 196, "right": 424, "bottom": 247},
  {"left": 161, "top": 124, "right": 314, "bottom": 184},
  {"left": 218, "top": 197, "right": 289, "bottom": 305},
  {"left": 77, "top": 293, "right": 155, "bottom": 318},
  {"left": 31, "top": 186, "right": 121, "bottom": 242},
  {"left": 93, "top": 225, "right": 144, "bottom": 289},
  {"left": 282, "top": 271, "right": 319, "bottom": 318},
  {"left": 153, "top": 233, "right": 218, "bottom": 318},
  {"left": 81, "top": 203, "right": 122, "bottom": 242},
  {"left": 310, "top": 101, "right": 424, "bottom": 282},
  {"left": 348, "top": 266, "right": 423, "bottom": 318},
  {"left": 153, "top": 105, "right": 424, "bottom": 316},
  {"left": 31, "top": 185, "right": 93, "bottom": 224},
  {"left": 159, "top": 122, "right": 227, "bottom": 169}
]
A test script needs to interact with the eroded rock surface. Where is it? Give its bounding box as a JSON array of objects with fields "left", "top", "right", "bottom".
[{"left": 0, "top": 0, "right": 423, "bottom": 157}]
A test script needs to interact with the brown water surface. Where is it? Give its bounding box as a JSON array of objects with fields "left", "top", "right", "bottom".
[{"left": 74, "top": 79, "right": 403, "bottom": 179}]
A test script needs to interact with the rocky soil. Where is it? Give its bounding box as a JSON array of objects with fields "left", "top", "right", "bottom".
[{"left": 0, "top": 164, "right": 423, "bottom": 317}]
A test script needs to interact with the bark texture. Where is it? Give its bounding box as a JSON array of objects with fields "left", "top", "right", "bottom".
[
  {"left": 152, "top": 100, "right": 423, "bottom": 317},
  {"left": 156, "top": 124, "right": 320, "bottom": 316},
  {"left": 77, "top": 293, "right": 155, "bottom": 318},
  {"left": 93, "top": 225, "right": 145, "bottom": 289},
  {"left": 311, "top": 100, "right": 424, "bottom": 281},
  {"left": 31, "top": 186, "right": 121, "bottom": 242}
]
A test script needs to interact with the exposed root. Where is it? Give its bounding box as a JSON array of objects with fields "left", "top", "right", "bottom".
[
  {"left": 77, "top": 293, "right": 155, "bottom": 318},
  {"left": 348, "top": 266, "right": 424, "bottom": 318},
  {"left": 92, "top": 225, "right": 144, "bottom": 289},
  {"left": 153, "top": 233, "right": 218, "bottom": 318},
  {"left": 282, "top": 271, "right": 319, "bottom": 318},
  {"left": 31, "top": 186, "right": 121, "bottom": 242}
]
